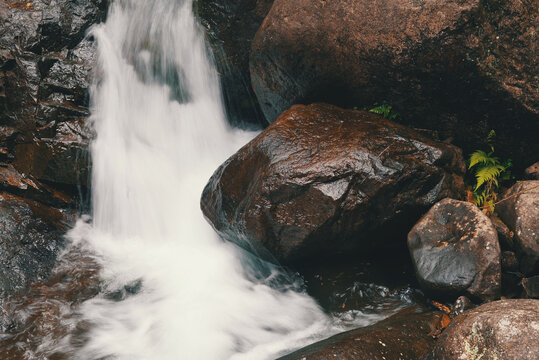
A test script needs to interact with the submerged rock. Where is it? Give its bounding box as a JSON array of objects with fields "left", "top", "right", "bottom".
[
  {"left": 195, "top": 0, "right": 273, "bottom": 127},
  {"left": 250, "top": 0, "right": 538, "bottom": 167},
  {"left": 408, "top": 198, "right": 501, "bottom": 301},
  {"left": 0, "top": 192, "right": 72, "bottom": 295},
  {"left": 278, "top": 308, "right": 443, "bottom": 360},
  {"left": 201, "top": 103, "right": 465, "bottom": 264},
  {"left": 424, "top": 299, "right": 539, "bottom": 360},
  {"left": 497, "top": 181, "right": 539, "bottom": 275}
]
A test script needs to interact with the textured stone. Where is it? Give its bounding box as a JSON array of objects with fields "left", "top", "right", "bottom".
[
  {"left": 425, "top": 299, "right": 539, "bottom": 360},
  {"left": 408, "top": 198, "right": 501, "bottom": 301},
  {"left": 0, "top": 192, "right": 72, "bottom": 295},
  {"left": 0, "top": 0, "right": 105, "bottom": 206},
  {"left": 202, "top": 103, "right": 465, "bottom": 264},
  {"left": 250, "top": 0, "right": 539, "bottom": 167},
  {"left": 497, "top": 181, "right": 539, "bottom": 274}
]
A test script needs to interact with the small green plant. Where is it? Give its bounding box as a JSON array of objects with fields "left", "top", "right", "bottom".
[
  {"left": 369, "top": 104, "right": 399, "bottom": 120},
  {"left": 468, "top": 130, "right": 512, "bottom": 215}
]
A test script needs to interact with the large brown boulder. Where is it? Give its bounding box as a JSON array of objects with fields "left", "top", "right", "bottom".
[
  {"left": 250, "top": 0, "right": 539, "bottom": 167},
  {"left": 424, "top": 299, "right": 539, "bottom": 360},
  {"left": 195, "top": 0, "right": 273, "bottom": 127},
  {"left": 408, "top": 198, "right": 501, "bottom": 301},
  {"left": 497, "top": 181, "right": 539, "bottom": 275},
  {"left": 201, "top": 103, "right": 465, "bottom": 264},
  {"left": 278, "top": 308, "right": 443, "bottom": 360}
]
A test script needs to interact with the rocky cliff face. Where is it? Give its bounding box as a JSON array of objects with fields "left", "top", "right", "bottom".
[{"left": 0, "top": 0, "right": 108, "bottom": 207}]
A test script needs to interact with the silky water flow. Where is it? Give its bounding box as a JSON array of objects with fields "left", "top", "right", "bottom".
[{"left": 50, "top": 0, "right": 402, "bottom": 358}]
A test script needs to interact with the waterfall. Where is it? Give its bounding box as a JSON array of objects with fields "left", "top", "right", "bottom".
[{"left": 69, "top": 0, "right": 334, "bottom": 358}]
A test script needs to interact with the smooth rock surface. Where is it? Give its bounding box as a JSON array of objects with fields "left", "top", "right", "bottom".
[
  {"left": 202, "top": 103, "right": 465, "bottom": 264},
  {"left": 424, "top": 299, "right": 539, "bottom": 360},
  {"left": 250, "top": 0, "right": 539, "bottom": 167},
  {"left": 408, "top": 198, "right": 501, "bottom": 301},
  {"left": 278, "top": 308, "right": 443, "bottom": 360},
  {"left": 497, "top": 181, "right": 539, "bottom": 274}
]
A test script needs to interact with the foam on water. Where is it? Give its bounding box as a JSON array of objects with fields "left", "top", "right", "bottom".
[{"left": 69, "top": 0, "right": 337, "bottom": 358}]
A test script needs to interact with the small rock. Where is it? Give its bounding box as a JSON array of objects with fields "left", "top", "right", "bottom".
[
  {"left": 424, "top": 299, "right": 539, "bottom": 360},
  {"left": 408, "top": 198, "right": 501, "bottom": 301},
  {"left": 497, "top": 181, "right": 539, "bottom": 274},
  {"left": 451, "top": 296, "right": 474, "bottom": 317}
]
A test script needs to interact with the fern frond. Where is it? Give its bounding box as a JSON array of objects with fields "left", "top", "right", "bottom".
[
  {"left": 474, "top": 192, "right": 485, "bottom": 206},
  {"left": 474, "top": 165, "right": 505, "bottom": 190},
  {"left": 370, "top": 104, "right": 391, "bottom": 116},
  {"left": 469, "top": 150, "right": 499, "bottom": 169}
]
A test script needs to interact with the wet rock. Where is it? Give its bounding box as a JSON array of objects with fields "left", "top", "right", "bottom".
[
  {"left": 408, "top": 198, "right": 501, "bottom": 301},
  {"left": 424, "top": 299, "right": 539, "bottom": 360},
  {"left": 0, "top": 162, "right": 72, "bottom": 207},
  {"left": 14, "top": 119, "right": 92, "bottom": 187},
  {"left": 521, "top": 276, "right": 539, "bottom": 299},
  {"left": 0, "top": 192, "right": 72, "bottom": 295},
  {"left": 277, "top": 308, "right": 443, "bottom": 360},
  {"left": 0, "top": 0, "right": 106, "bottom": 126},
  {"left": 0, "top": 0, "right": 106, "bottom": 206},
  {"left": 195, "top": 0, "right": 273, "bottom": 127},
  {"left": 524, "top": 162, "right": 539, "bottom": 180},
  {"left": 497, "top": 181, "right": 539, "bottom": 275},
  {"left": 0, "top": 241, "right": 102, "bottom": 358},
  {"left": 250, "top": 0, "right": 539, "bottom": 167},
  {"left": 202, "top": 103, "right": 465, "bottom": 264}
]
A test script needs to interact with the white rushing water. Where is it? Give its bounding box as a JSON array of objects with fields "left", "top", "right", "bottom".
[{"left": 67, "top": 0, "right": 337, "bottom": 359}]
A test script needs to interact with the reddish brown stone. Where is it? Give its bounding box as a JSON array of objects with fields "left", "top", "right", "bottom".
[
  {"left": 201, "top": 103, "right": 465, "bottom": 264},
  {"left": 250, "top": 0, "right": 538, "bottom": 167}
]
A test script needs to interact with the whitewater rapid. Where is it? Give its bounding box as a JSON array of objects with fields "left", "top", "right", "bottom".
[{"left": 68, "top": 0, "right": 335, "bottom": 358}]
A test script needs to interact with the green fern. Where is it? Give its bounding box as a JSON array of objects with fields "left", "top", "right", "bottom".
[
  {"left": 469, "top": 150, "right": 499, "bottom": 168},
  {"left": 369, "top": 104, "right": 399, "bottom": 120},
  {"left": 468, "top": 130, "right": 511, "bottom": 215},
  {"left": 474, "top": 164, "right": 505, "bottom": 190}
]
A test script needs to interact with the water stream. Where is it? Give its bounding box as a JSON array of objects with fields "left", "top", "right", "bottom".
[
  {"left": 67, "top": 0, "right": 332, "bottom": 358},
  {"left": 0, "top": 1, "right": 417, "bottom": 359}
]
